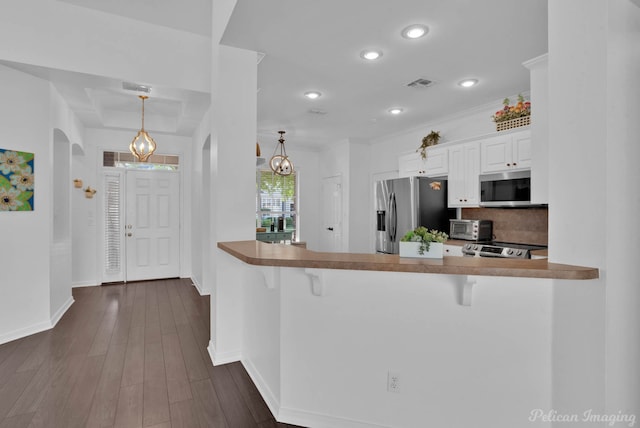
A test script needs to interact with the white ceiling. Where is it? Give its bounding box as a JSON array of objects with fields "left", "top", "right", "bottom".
[
  {"left": 222, "top": 0, "right": 548, "bottom": 147},
  {"left": 2, "top": 0, "right": 548, "bottom": 149}
]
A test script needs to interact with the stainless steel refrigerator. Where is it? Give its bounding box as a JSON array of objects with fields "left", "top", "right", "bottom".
[{"left": 375, "top": 176, "right": 454, "bottom": 254}]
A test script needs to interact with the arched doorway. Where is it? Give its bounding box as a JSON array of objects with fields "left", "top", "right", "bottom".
[{"left": 51, "top": 129, "right": 73, "bottom": 316}]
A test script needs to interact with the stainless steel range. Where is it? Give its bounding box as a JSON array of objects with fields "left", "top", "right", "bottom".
[{"left": 461, "top": 241, "right": 547, "bottom": 259}]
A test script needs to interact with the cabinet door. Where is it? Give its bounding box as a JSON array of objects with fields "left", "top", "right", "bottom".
[
  {"left": 448, "top": 143, "right": 479, "bottom": 207},
  {"left": 480, "top": 135, "right": 512, "bottom": 173},
  {"left": 423, "top": 146, "right": 448, "bottom": 176},
  {"left": 398, "top": 152, "right": 424, "bottom": 178},
  {"left": 512, "top": 131, "right": 532, "bottom": 170},
  {"left": 447, "top": 145, "right": 465, "bottom": 207},
  {"left": 462, "top": 143, "right": 480, "bottom": 206}
]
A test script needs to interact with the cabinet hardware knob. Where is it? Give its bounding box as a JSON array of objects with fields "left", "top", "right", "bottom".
[
  {"left": 513, "top": 162, "right": 517, "bottom": 166},
  {"left": 327, "top": 227, "right": 334, "bottom": 231},
  {"left": 506, "top": 163, "right": 511, "bottom": 166},
  {"left": 127, "top": 232, "right": 132, "bottom": 237}
]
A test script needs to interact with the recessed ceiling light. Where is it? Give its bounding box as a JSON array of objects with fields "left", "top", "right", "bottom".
[
  {"left": 458, "top": 79, "right": 479, "bottom": 88},
  {"left": 360, "top": 50, "right": 383, "bottom": 60},
  {"left": 401, "top": 24, "right": 429, "bottom": 39},
  {"left": 388, "top": 108, "right": 404, "bottom": 115},
  {"left": 304, "top": 91, "right": 322, "bottom": 99}
]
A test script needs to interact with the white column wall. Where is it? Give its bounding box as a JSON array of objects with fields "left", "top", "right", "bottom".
[
  {"left": 548, "top": 0, "right": 608, "bottom": 417},
  {"left": 549, "top": 0, "right": 640, "bottom": 419},
  {"left": 208, "top": 44, "right": 257, "bottom": 363},
  {"left": 604, "top": 0, "right": 640, "bottom": 415}
]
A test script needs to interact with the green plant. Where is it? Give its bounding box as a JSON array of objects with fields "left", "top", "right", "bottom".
[
  {"left": 400, "top": 226, "right": 448, "bottom": 254},
  {"left": 416, "top": 130, "right": 440, "bottom": 160}
]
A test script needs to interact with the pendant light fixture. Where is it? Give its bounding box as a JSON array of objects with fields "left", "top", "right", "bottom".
[
  {"left": 129, "top": 95, "right": 157, "bottom": 162},
  {"left": 269, "top": 131, "right": 294, "bottom": 176}
]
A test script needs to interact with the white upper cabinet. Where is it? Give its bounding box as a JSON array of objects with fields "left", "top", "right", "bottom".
[
  {"left": 480, "top": 129, "right": 532, "bottom": 173},
  {"left": 398, "top": 145, "right": 448, "bottom": 178},
  {"left": 423, "top": 145, "right": 449, "bottom": 176},
  {"left": 448, "top": 142, "right": 480, "bottom": 207}
]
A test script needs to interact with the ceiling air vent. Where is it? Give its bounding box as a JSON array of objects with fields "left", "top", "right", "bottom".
[
  {"left": 406, "top": 78, "right": 434, "bottom": 89},
  {"left": 122, "top": 82, "right": 152, "bottom": 93}
]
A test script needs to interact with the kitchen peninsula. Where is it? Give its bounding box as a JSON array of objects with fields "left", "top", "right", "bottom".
[
  {"left": 218, "top": 240, "right": 597, "bottom": 280},
  {"left": 211, "top": 240, "right": 598, "bottom": 428}
]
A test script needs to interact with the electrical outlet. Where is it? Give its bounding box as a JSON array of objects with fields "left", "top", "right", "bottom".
[{"left": 387, "top": 370, "right": 400, "bottom": 393}]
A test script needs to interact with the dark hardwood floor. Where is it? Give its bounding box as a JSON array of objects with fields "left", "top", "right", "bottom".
[{"left": 0, "top": 278, "right": 302, "bottom": 428}]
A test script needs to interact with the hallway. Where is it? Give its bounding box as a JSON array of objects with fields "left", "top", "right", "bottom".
[{"left": 0, "top": 279, "right": 300, "bottom": 428}]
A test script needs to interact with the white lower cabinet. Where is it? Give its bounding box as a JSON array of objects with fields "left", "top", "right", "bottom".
[
  {"left": 448, "top": 142, "right": 480, "bottom": 207},
  {"left": 480, "top": 129, "right": 532, "bottom": 173}
]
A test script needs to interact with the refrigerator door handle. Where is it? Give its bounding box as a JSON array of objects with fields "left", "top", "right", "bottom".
[{"left": 389, "top": 192, "right": 397, "bottom": 242}]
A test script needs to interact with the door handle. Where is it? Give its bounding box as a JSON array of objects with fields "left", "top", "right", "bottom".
[
  {"left": 389, "top": 192, "right": 397, "bottom": 242},
  {"left": 327, "top": 227, "right": 334, "bottom": 231}
]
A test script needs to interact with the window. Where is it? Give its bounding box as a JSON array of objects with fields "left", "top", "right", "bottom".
[
  {"left": 257, "top": 169, "right": 299, "bottom": 239},
  {"left": 103, "top": 151, "right": 179, "bottom": 170}
]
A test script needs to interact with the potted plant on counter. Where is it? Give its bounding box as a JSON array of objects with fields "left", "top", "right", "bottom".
[{"left": 399, "top": 226, "right": 448, "bottom": 258}]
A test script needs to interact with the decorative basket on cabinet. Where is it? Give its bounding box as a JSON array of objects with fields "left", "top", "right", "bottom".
[
  {"left": 495, "top": 115, "right": 531, "bottom": 132},
  {"left": 492, "top": 94, "right": 531, "bottom": 132}
]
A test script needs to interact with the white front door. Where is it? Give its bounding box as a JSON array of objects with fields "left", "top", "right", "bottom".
[
  {"left": 321, "top": 175, "right": 343, "bottom": 252},
  {"left": 125, "top": 170, "right": 180, "bottom": 281}
]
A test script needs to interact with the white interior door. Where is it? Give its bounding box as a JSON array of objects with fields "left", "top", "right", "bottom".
[
  {"left": 321, "top": 175, "right": 343, "bottom": 252},
  {"left": 125, "top": 170, "right": 180, "bottom": 281}
]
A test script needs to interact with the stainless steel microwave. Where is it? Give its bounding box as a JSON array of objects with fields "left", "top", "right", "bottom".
[{"left": 479, "top": 170, "right": 532, "bottom": 207}]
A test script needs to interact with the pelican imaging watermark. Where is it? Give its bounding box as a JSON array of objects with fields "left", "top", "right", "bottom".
[{"left": 529, "top": 409, "right": 636, "bottom": 426}]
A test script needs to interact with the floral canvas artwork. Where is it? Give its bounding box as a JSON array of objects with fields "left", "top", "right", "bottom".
[{"left": 0, "top": 149, "right": 34, "bottom": 211}]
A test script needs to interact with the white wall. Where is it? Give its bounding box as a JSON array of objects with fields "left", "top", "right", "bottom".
[
  {"left": 282, "top": 146, "right": 321, "bottom": 249},
  {"left": 190, "top": 109, "right": 211, "bottom": 294},
  {"left": 71, "top": 128, "right": 193, "bottom": 286},
  {"left": 236, "top": 265, "right": 552, "bottom": 428},
  {"left": 50, "top": 128, "right": 73, "bottom": 322},
  {"left": 0, "top": 0, "right": 211, "bottom": 93},
  {"left": 604, "top": 0, "right": 640, "bottom": 413},
  {"left": 548, "top": 1, "right": 607, "bottom": 416},
  {"left": 548, "top": 0, "right": 640, "bottom": 419},
  {"left": 368, "top": 100, "right": 519, "bottom": 176},
  {"left": 0, "top": 65, "right": 52, "bottom": 343},
  {"left": 207, "top": 44, "right": 257, "bottom": 363},
  {"left": 348, "top": 140, "right": 372, "bottom": 253}
]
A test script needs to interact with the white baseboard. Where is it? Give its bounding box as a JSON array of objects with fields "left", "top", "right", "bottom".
[
  {"left": 207, "top": 340, "right": 241, "bottom": 366},
  {"left": 241, "top": 357, "right": 280, "bottom": 419},
  {"left": 0, "top": 320, "right": 53, "bottom": 345},
  {"left": 72, "top": 281, "right": 99, "bottom": 287},
  {"left": 278, "top": 407, "right": 391, "bottom": 428},
  {"left": 191, "top": 278, "right": 209, "bottom": 296},
  {"left": 51, "top": 296, "right": 74, "bottom": 327},
  {"left": 0, "top": 295, "right": 75, "bottom": 345}
]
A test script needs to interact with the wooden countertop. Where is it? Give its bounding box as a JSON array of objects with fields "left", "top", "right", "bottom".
[{"left": 218, "top": 241, "right": 598, "bottom": 280}]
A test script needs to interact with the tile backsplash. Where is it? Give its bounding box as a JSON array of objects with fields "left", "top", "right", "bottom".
[{"left": 461, "top": 207, "right": 548, "bottom": 245}]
